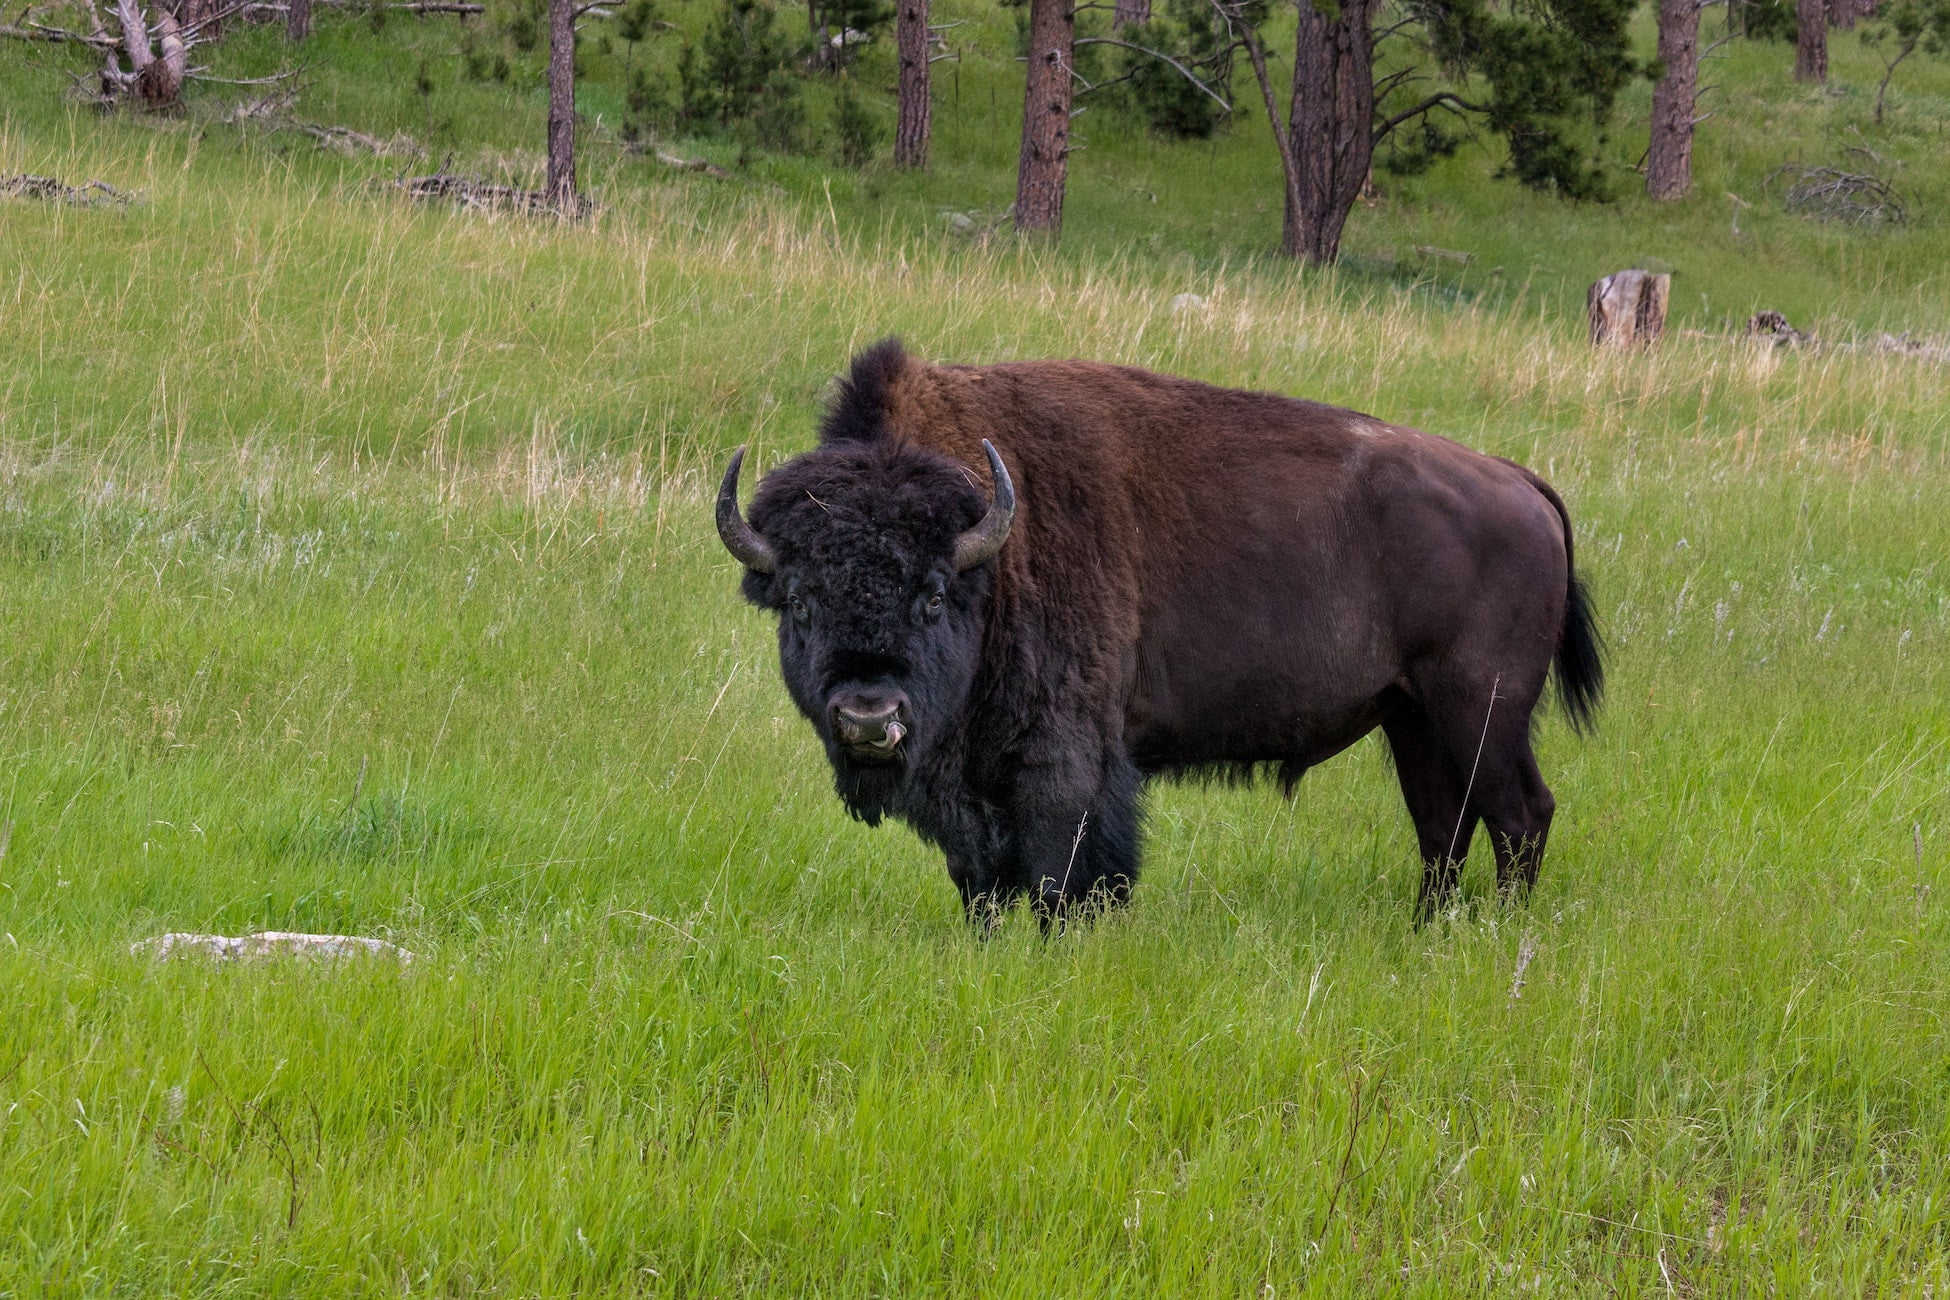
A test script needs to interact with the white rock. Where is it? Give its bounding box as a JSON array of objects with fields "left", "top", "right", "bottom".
[
  {"left": 133, "top": 931, "right": 414, "bottom": 964},
  {"left": 1169, "top": 292, "right": 1207, "bottom": 313}
]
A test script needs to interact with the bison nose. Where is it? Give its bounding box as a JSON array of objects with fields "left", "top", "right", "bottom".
[{"left": 831, "top": 693, "right": 909, "bottom": 751}]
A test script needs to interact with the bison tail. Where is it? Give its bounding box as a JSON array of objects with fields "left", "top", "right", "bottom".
[
  {"left": 1523, "top": 469, "right": 1605, "bottom": 734},
  {"left": 1555, "top": 570, "right": 1605, "bottom": 735}
]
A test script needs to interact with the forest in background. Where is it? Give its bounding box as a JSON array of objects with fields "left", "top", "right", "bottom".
[{"left": 5, "top": 0, "right": 1950, "bottom": 333}]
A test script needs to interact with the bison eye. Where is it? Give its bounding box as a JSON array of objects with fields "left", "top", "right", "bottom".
[{"left": 788, "top": 592, "right": 810, "bottom": 625}]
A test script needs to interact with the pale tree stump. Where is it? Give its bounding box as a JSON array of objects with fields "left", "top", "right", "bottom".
[{"left": 1587, "top": 270, "right": 1671, "bottom": 348}]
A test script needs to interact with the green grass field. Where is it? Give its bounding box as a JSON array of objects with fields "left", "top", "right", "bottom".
[{"left": 4, "top": 11, "right": 1950, "bottom": 1292}]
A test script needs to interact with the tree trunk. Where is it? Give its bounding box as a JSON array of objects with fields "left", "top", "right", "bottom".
[
  {"left": 286, "top": 0, "right": 312, "bottom": 39},
  {"left": 1829, "top": 0, "right": 1866, "bottom": 28},
  {"left": 1795, "top": 0, "right": 1827, "bottom": 81},
  {"left": 1647, "top": 0, "right": 1701, "bottom": 199},
  {"left": 1113, "top": 0, "right": 1150, "bottom": 26},
  {"left": 1283, "top": 0, "right": 1376, "bottom": 264},
  {"left": 545, "top": 0, "right": 576, "bottom": 215},
  {"left": 115, "top": 0, "right": 154, "bottom": 77},
  {"left": 1014, "top": 0, "right": 1074, "bottom": 235},
  {"left": 894, "top": 0, "right": 930, "bottom": 168}
]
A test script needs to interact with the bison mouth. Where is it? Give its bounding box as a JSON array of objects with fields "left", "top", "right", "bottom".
[
  {"left": 837, "top": 720, "right": 903, "bottom": 762},
  {"left": 829, "top": 693, "right": 909, "bottom": 766}
]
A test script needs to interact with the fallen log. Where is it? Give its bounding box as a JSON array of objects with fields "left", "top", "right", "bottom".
[
  {"left": 298, "top": 121, "right": 423, "bottom": 156},
  {"left": 390, "top": 171, "right": 591, "bottom": 217},
  {"left": 1747, "top": 309, "right": 1810, "bottom": 346},
  {"left": 235, "top": 0, "right": 484, "bottom": 13},
  {"left": 651, "top": 149, "right": 731, "bottom": 178},
  {"left": 2, "top": 172, "right": 139, "bottom": 205}
]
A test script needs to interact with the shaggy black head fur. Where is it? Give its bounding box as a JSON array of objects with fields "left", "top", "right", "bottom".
[{"left": 741, "top": 433, "right": 992, "bottom": 828}]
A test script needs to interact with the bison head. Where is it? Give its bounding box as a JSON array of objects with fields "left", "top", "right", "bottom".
[{"left": 717, "top": 438, "right": 1014, "bottom": 824}]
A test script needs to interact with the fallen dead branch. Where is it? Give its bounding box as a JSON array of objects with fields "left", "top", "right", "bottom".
[
  {"left": 1673, "top": 313, "right": 1950, "bottom": 365},
  {"left": 0, "top": 19, "right": 116, "bottom": 46},
  {"left": 649, "top": 148, "right": 731, "bottom": 179},
  {"left": 1765, "top": 162, "right": 1906, "bottom": 226},
  {"left": 1, "top": 172, "right": 139, "bottom": 205},
  {"left": 236, "top": 0, "right": 484, "bottom": 12},
  {"left": 297, "top": 121, "right": 422, "bottom": 157},
  {"left": 210, "top": 93, "right": 424, "bottom": 156},
  {"left": 1746, "top": 309, "right": 1811, "bottom": 346},
  {"left": 389, "top": 170, "right": 590, "bottom": 217},
  {"left": 218, "top": 89, "right": 299, "bottom": 120}
]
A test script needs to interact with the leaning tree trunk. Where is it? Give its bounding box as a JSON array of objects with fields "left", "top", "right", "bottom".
[
  {"left": 1014, "top": 0, "right": 1074, "bottom": 236},
  {"left": 1113, "top": 0, "right": 1150, "bottom": 26},
  {"left": 1283, "top": 0, "right": 1376, "bottom": 265},
  {"left": 545, "top": 0, "right": 576, "bottom": 214},
  {"left": 1647, "top": 0, "right": 1701, "bottom": 199},
  {"left": 1795, "top": 0, "right": 1827, "bottom": 81},
  {"left": 118, "top": 0, "right": 186, "bottom": 107},
  {"left": 894, "top": 0, "right": 930, "bottom": 168}
]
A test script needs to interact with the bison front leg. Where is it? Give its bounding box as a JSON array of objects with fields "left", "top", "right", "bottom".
[
  {"left": 1010, "top": 754, "right": 1142, "bottom": 929},
  {"left": 945, "top": 851, "right": 1010, "bottom": 934}
]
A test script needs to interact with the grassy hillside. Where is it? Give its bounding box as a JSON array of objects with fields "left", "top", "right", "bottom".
[
  {"left": 6, "top": 1, "right": 1950, "bottom": 331},
  {"left": 3, "top": 9, "right": 1950, "bottom": 1295}
]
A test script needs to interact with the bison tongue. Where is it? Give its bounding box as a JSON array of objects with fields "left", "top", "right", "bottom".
[{"left": 872, "top": 722, "right": 907, "bottom": 751}]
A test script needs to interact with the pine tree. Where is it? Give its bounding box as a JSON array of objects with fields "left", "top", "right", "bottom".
[
  {"left": 1864, "top": 0, "right": 1950, "bottom": 122},
  {"left": 1648, "top": 0, "right": 1704, "bottom": 199},
  {"left": 1223, "top": 0, "right": 1641, "bottom": 264},
  {"left": 894, "top": 0, "right": 931, "bottom": 167},
  {"left": 1795, "top": 0, "right": 1829, "bottom": 80},
  {"left": 1014, "top": 0, "right": 1075, "bottom": 234}
]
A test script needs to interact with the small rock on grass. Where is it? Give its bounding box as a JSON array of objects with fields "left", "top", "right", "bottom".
[{"left": 133, "top": 932, "right": 414, "bottom": 965}]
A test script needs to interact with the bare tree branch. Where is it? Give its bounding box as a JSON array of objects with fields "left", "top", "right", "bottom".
[
  {"left": 1372, "top": 63, "right": 1421, "bottom": 100},
  {"left": 191, "top": 66, "right": 303, "bottom": 85},
  {"left": 0, "top": 19, "right": 120, "bottom": 45},
  {"left": 1074, "top": 34, "right": 1232, "bottom": 110},
  {"left": 1372, "top": 90, "right": 1483, "bottom": 144}
]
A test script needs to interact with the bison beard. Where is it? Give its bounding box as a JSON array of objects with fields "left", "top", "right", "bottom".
[{"left": 720, "top": 339, "right": 1603, "bottom": 925}]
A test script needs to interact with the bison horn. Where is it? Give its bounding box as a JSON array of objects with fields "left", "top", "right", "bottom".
[
  {"left": 716, "top": 445, "right": 778, "bottom": 575},
  {"left": 953, "top": 441, "right": 1016, "bottom": 572}
]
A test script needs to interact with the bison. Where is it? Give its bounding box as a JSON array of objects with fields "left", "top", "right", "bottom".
[{"left": 716, "top": 340, "right": 1602, "bottom": 922}]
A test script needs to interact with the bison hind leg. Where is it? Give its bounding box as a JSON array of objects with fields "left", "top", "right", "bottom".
[
  {"left": 1381, "top": 699, "right": 1476, "bottom": 920},
  {"left": 1389, "top": 675, "right": 1560, "bottom": 915},
  {"left": 1476, "top": 739, "right": 1555, "bottom": 901}
]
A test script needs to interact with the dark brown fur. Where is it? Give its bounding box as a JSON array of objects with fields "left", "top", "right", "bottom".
[{"left": 733, "top": 340, "right": 1602, "bottom": 921}]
